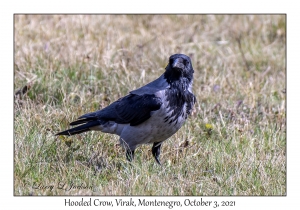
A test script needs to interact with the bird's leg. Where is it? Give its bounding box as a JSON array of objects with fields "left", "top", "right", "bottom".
[
  {"left": 126, "top": 149, "right": 135, "bottom": 162},
  {"left": 152, "top": 142, "right": 162, "bottom": 165}
]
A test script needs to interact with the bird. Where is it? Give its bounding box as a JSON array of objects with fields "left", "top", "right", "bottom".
[{"left": 56, "top": 54, "right": 196, "bottom": 165}]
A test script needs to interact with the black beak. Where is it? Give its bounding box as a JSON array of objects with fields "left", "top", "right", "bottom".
[{"left": 172, "top": 58, "right": 184, "bottom": 70}]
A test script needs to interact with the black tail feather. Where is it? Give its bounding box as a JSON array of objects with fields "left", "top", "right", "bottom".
[{"left": 56, "top": 121, "right": 99, "bottom": 136}]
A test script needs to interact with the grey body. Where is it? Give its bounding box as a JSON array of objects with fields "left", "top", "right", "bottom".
[
  {"left": 93, "top": 74, "right": 190, "bottom": 150},
  {"left": 56, "top": 54, "right": 196, "bottom": 164}
]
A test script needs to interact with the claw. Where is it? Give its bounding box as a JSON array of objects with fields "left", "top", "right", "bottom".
[{"left": 126, "top": 150, "right": 135, "bottom": 162}]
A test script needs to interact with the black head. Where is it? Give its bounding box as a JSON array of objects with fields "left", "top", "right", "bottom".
[{"left": 164, "top": 54, "right": 194, "bottom": 83}]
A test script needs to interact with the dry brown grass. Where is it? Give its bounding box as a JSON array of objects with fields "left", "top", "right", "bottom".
[{"left": 14, "top": 14, "right": 286, "bottom": 195}]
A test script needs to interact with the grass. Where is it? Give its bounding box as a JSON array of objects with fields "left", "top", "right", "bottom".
[{"left": 14, "top": 14, "right": 286, "bottom": 195}]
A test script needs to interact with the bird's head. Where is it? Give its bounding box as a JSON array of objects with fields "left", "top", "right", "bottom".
[{"left": 164, "top": 54, "right": 194, "bottom": 84}]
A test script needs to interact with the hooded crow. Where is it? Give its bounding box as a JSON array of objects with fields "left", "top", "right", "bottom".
[{"left": 56, "top": 54, "right": 196, "bottom": 164}]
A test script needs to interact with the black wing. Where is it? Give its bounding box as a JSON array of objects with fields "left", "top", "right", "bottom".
[{"left": 70, "top": 93, "right": 162, "bottom": 127}]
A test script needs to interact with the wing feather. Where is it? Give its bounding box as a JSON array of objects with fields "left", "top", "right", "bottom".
[{"left": 69, "top": 93, "right": 162, "bottom": 127}]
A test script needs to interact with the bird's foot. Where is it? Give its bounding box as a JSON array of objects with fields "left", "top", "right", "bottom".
[
  {"left": 126, "top": 150, "right": 135, "bottom": 162},
  {"left": 152, "top": 142, "right": 162, "bottom": 165}
]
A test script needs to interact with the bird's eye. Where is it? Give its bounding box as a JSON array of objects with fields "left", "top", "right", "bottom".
[{"left": 183, "top": 59, "right": 189, "bottom": 65}]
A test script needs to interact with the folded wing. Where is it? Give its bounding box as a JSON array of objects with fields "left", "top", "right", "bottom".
[{"left": 56, "top": 93, "right": 162, "bottom": 136}]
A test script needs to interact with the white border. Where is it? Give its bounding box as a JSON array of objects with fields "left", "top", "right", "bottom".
[{"left": 3, "top": 0, "right": 298, "bottom": 209}]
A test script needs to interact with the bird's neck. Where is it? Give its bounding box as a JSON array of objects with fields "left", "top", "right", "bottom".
[{"left": 168, "top": 77, "right": 193, "bottom": 93}]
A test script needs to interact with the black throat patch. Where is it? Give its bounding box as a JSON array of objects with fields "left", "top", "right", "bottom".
[{"left": 163, "top": 78, "right": 195, "bottom": 125}]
